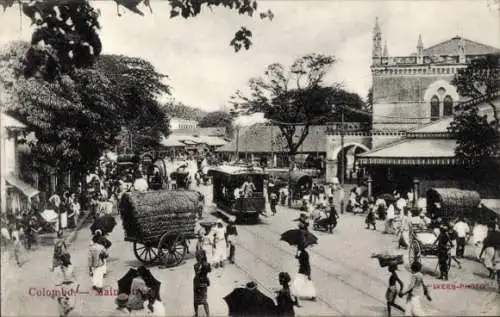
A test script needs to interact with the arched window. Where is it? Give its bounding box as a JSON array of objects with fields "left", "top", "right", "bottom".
[
  {"left": 430, "top": 95, "right": 440, "bottom": 121},
  {"left": 443, "top": 95, "right": 453, "bottom": 116}
]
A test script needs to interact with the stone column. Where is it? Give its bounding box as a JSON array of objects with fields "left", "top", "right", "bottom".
[
  {"left": 325, "top": 159, "right": 338, "bottom": 183},
  {"left": 367, "top": 175, "right": 373, "bottom": 199},
  {"left": 273, "top": 154, "right": 277, "bottom": 168},
  {"left": 413, "top": 178, "right": 420, "bottom": 207}
]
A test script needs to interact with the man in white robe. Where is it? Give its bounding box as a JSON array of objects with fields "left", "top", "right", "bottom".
[{"left": 211, "top": 220, "right": 227, "bottom": 268}]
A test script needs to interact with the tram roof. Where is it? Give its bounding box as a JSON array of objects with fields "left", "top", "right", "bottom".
[{"left": 208, "top": 164, "right": 268, "bottom": 176}]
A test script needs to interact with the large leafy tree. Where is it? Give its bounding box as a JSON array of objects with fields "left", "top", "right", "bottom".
[
  {"left": 1, "top": 42, "right": 170, "bottom": 177},
  {"left": 94, "top": 54, "right": 170, "bottom": 153},
  {"left": 450, "top": 54, "right": 500, "bottom": 163},
  {"left": 231, "top": 53, "right": 340, "bottom": 205},
  {"left": 199, "top": 111, "right": 234, "bottom": 137},
  {"left": 2, "top": 42, "right": 123, "bottom": 175},
  {"left": 163, "top": 101, "right": 207, "bottom": 121},
  {"left": 449, "top": 53, "right": 500, "bottom": 189}
]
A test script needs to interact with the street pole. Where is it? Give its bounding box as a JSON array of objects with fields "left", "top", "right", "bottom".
[
  {"left": 235, "top": 125, "right": 240, "bottom": 162},
  {"left": 0, "top": 112, "right": 6, "bottom": 215},
  {"left": 340, "top": 106, "right": 345, "bottom": 186}
]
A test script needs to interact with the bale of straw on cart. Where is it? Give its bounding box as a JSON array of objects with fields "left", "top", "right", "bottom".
[{"left": 119, "top": 190, "right": 202, "bottom": 243}]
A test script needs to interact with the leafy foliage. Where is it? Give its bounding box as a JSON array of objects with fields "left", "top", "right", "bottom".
[
  {"left": 448, "top": 105, "right": 499, "bottom": 167},
  {"left": 450, "top": 53, "right": 500, "bottom": 169},
  {"left": 198, "top": 111, "right": 234, "bottom": 137},
  {"left": 452, "top": 53, "right": 500, "bottom": 122},
  {"left": 1, "top": 42, "right": 170, "bottom": 173},
  {"left": 163, "top": 100, "right": 208, "bottom": 121},
  {"left": 94, "top": 54, "right": 170, "bottom": 152},
  {"left": 3, "top": 0, "right": 272, "bottom": 54},
  {"left": 231, "top": 53, "right": 363, "bottom": 154}
]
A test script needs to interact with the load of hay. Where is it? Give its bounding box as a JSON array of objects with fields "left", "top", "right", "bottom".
[{"left": 119, "top": 190, "right": 201, "bottom": 244}]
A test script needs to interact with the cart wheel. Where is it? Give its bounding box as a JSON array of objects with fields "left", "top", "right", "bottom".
[
  {"left": 133, "top": 242, "right": 159, "bottom": 265},
  {"left": 408, "top": 240, "right": 421, "bottom": 265},
  {"left": 158, "top": 234, "right": 187, "bottom": 267}
]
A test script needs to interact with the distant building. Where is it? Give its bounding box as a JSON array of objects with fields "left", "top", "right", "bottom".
[
  {"left": 170, "top": 117, "right": 198, "bottom": 130},
  {"left": 1, "top": 113, "right": 39, "bottom": 215},
  {"left": 160, "top": 127, "right": 228, "bottom": 156}
]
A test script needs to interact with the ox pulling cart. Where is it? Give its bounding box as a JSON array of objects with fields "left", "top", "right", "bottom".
[{"left": 119, "top": 189, "right": 203, "bottom": 267}]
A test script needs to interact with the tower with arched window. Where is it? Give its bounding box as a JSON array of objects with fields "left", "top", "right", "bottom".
[{"left": 370, "top": 17, "right": 500, "bottom": 147}]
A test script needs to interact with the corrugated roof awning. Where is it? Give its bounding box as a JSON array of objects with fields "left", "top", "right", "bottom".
[
  {"left": 5, "top": 174, "right": 39, "bottom": 198},
  {"left": 357, "top": 139, "right": 458, "bottom": 166},
  {"left": 481, "top": 199, "right": 500, "bottom": 216}
]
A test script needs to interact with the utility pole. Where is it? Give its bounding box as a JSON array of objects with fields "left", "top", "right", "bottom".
[
  {"left": 235, "top": 125, "right": 240, "bottom": 162},
  {"left": 340, "top": 106, "right": 345, "bottom": 186}
]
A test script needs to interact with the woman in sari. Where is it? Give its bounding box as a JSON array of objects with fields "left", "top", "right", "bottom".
[{"left": 291, "top": 248, "right": 316, "bottom": 301}]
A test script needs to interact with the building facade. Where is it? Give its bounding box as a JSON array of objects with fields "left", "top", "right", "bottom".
[
  {"left": 169, "top": 117, "right": 198, "bottom": 130},
  {"left": 324, "top": 18, "right": 500, "bottom": 183}
]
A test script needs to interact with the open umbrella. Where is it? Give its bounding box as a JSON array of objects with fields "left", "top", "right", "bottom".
[
  {"left": 199, "top": 221, "right": 216, "bottom": 233},
  {"left": 118, "top": 268, "right": 138, "bottom": 295},
  {"left": 117, "top": 267, "right": 162, "bottom": 301},
  {"left": 280, "top": 229, "right": 318, "bottom": 248},
  {"left": 224, "top": 284, "right": 276, "bottom": 316},
  {"left": 90, "top": 215, "right": 117, "bottom": 235}
]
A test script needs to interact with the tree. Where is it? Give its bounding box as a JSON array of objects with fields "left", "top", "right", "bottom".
[
  {"left": 231, "top": 53, "right": 338, "bottom": 205},
  {"left": 94, "top": 54, "right": 171, "bottom": 153},
  {"left": 1, "top": 42, "right": 170, "bottom": 178},
  {"left": 448, "top": 106, "right": 498, "bottom": 167},
  {"left": 449, "top": 54, "right": 500, "bottom": 188},
  {"left": 450, "top": 54, "right": 500, "bottom": 162},
  {"left": 2, "top": 0, "right": 273, "bottom": 59},
  {"left": 452, "top": 53, "right": 500, "bottom": 124},
  {"left": 199, "top": 111, "right": 235, "bottom": 137},
  {"left": 163, "top": 101, "right": 208, "bottom": 121}
]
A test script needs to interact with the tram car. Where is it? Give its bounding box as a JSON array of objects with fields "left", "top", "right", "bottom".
[{"left": 208, "top": 164, "right": 268, "bottom": 222}]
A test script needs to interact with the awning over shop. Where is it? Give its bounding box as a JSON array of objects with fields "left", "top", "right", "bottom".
[
  {"left": 357, "top": 139, "right": 458, "bottom": 166},
  {"left": 5, "top": 174, "right": 39, "bottom": 198},
  {"left": 481, "top": 199, "right": 500, "bottom": 217}
]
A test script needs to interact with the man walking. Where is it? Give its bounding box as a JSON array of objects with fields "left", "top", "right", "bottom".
[{"left": 453, "top": 216, "right": 470, "bottom": 258}]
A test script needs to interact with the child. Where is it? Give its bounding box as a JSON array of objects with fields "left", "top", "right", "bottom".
[
  {"left": 365, "top": 203, "right": 376, "bottom": 230},
  {"left": 400, "top": 261, "right": 432, "bottom": 316},
  {"left": 385, "top": 264, "right": 404, "bottom": 317},
  {"left": 12, "top": 235, "right": 22, "bottom": 267}
]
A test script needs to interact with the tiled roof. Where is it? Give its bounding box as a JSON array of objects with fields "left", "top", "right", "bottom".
[
  {"left": 216, "top": 124, "right": 328, "bottom": 153},
  {"left": 160, "top": 134, "right": 227, "bottom": 147},
  {"left": 423, "top": 37, "right": 500, "bottom": 56},
  {"left": 171, "top": 127, "right": 226, "bottom": 137}
]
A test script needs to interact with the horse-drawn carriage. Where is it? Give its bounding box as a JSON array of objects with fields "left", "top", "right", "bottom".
[
  {"left": 408, "top": 187, "right": 481, "bottom": 265},
  {"left": 119, "top": 189, "right": 204, "bottom": 267}
]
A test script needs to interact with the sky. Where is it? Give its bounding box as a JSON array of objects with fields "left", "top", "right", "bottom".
[{"left": 0, "top": 0, "right": 499, "bottom": 112}]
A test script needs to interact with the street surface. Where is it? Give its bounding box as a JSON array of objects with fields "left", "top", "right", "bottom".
[{"left": 1, "top": 182, "right": 499, "bottom": 316}]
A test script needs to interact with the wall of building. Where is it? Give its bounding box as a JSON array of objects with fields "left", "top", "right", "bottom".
[
  {"left": 372, "top": 71, "right": 460, "bottom": 126},
  {"left": 170, "top": 118, "right": 198, "bottom": 130}
]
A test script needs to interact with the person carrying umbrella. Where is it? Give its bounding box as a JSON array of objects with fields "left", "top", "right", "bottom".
[
  {"left": 276, "top": 272, "right": 300, "bottom": 317},
  {"left": 291, "top": 247, "right": 316, "bottom": 301},
  {"left": 126, "top": 266, "right": 152, "bottom": 315},
  {"left": 193, "top": 250, "right": 211, "bottom": 317}
]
